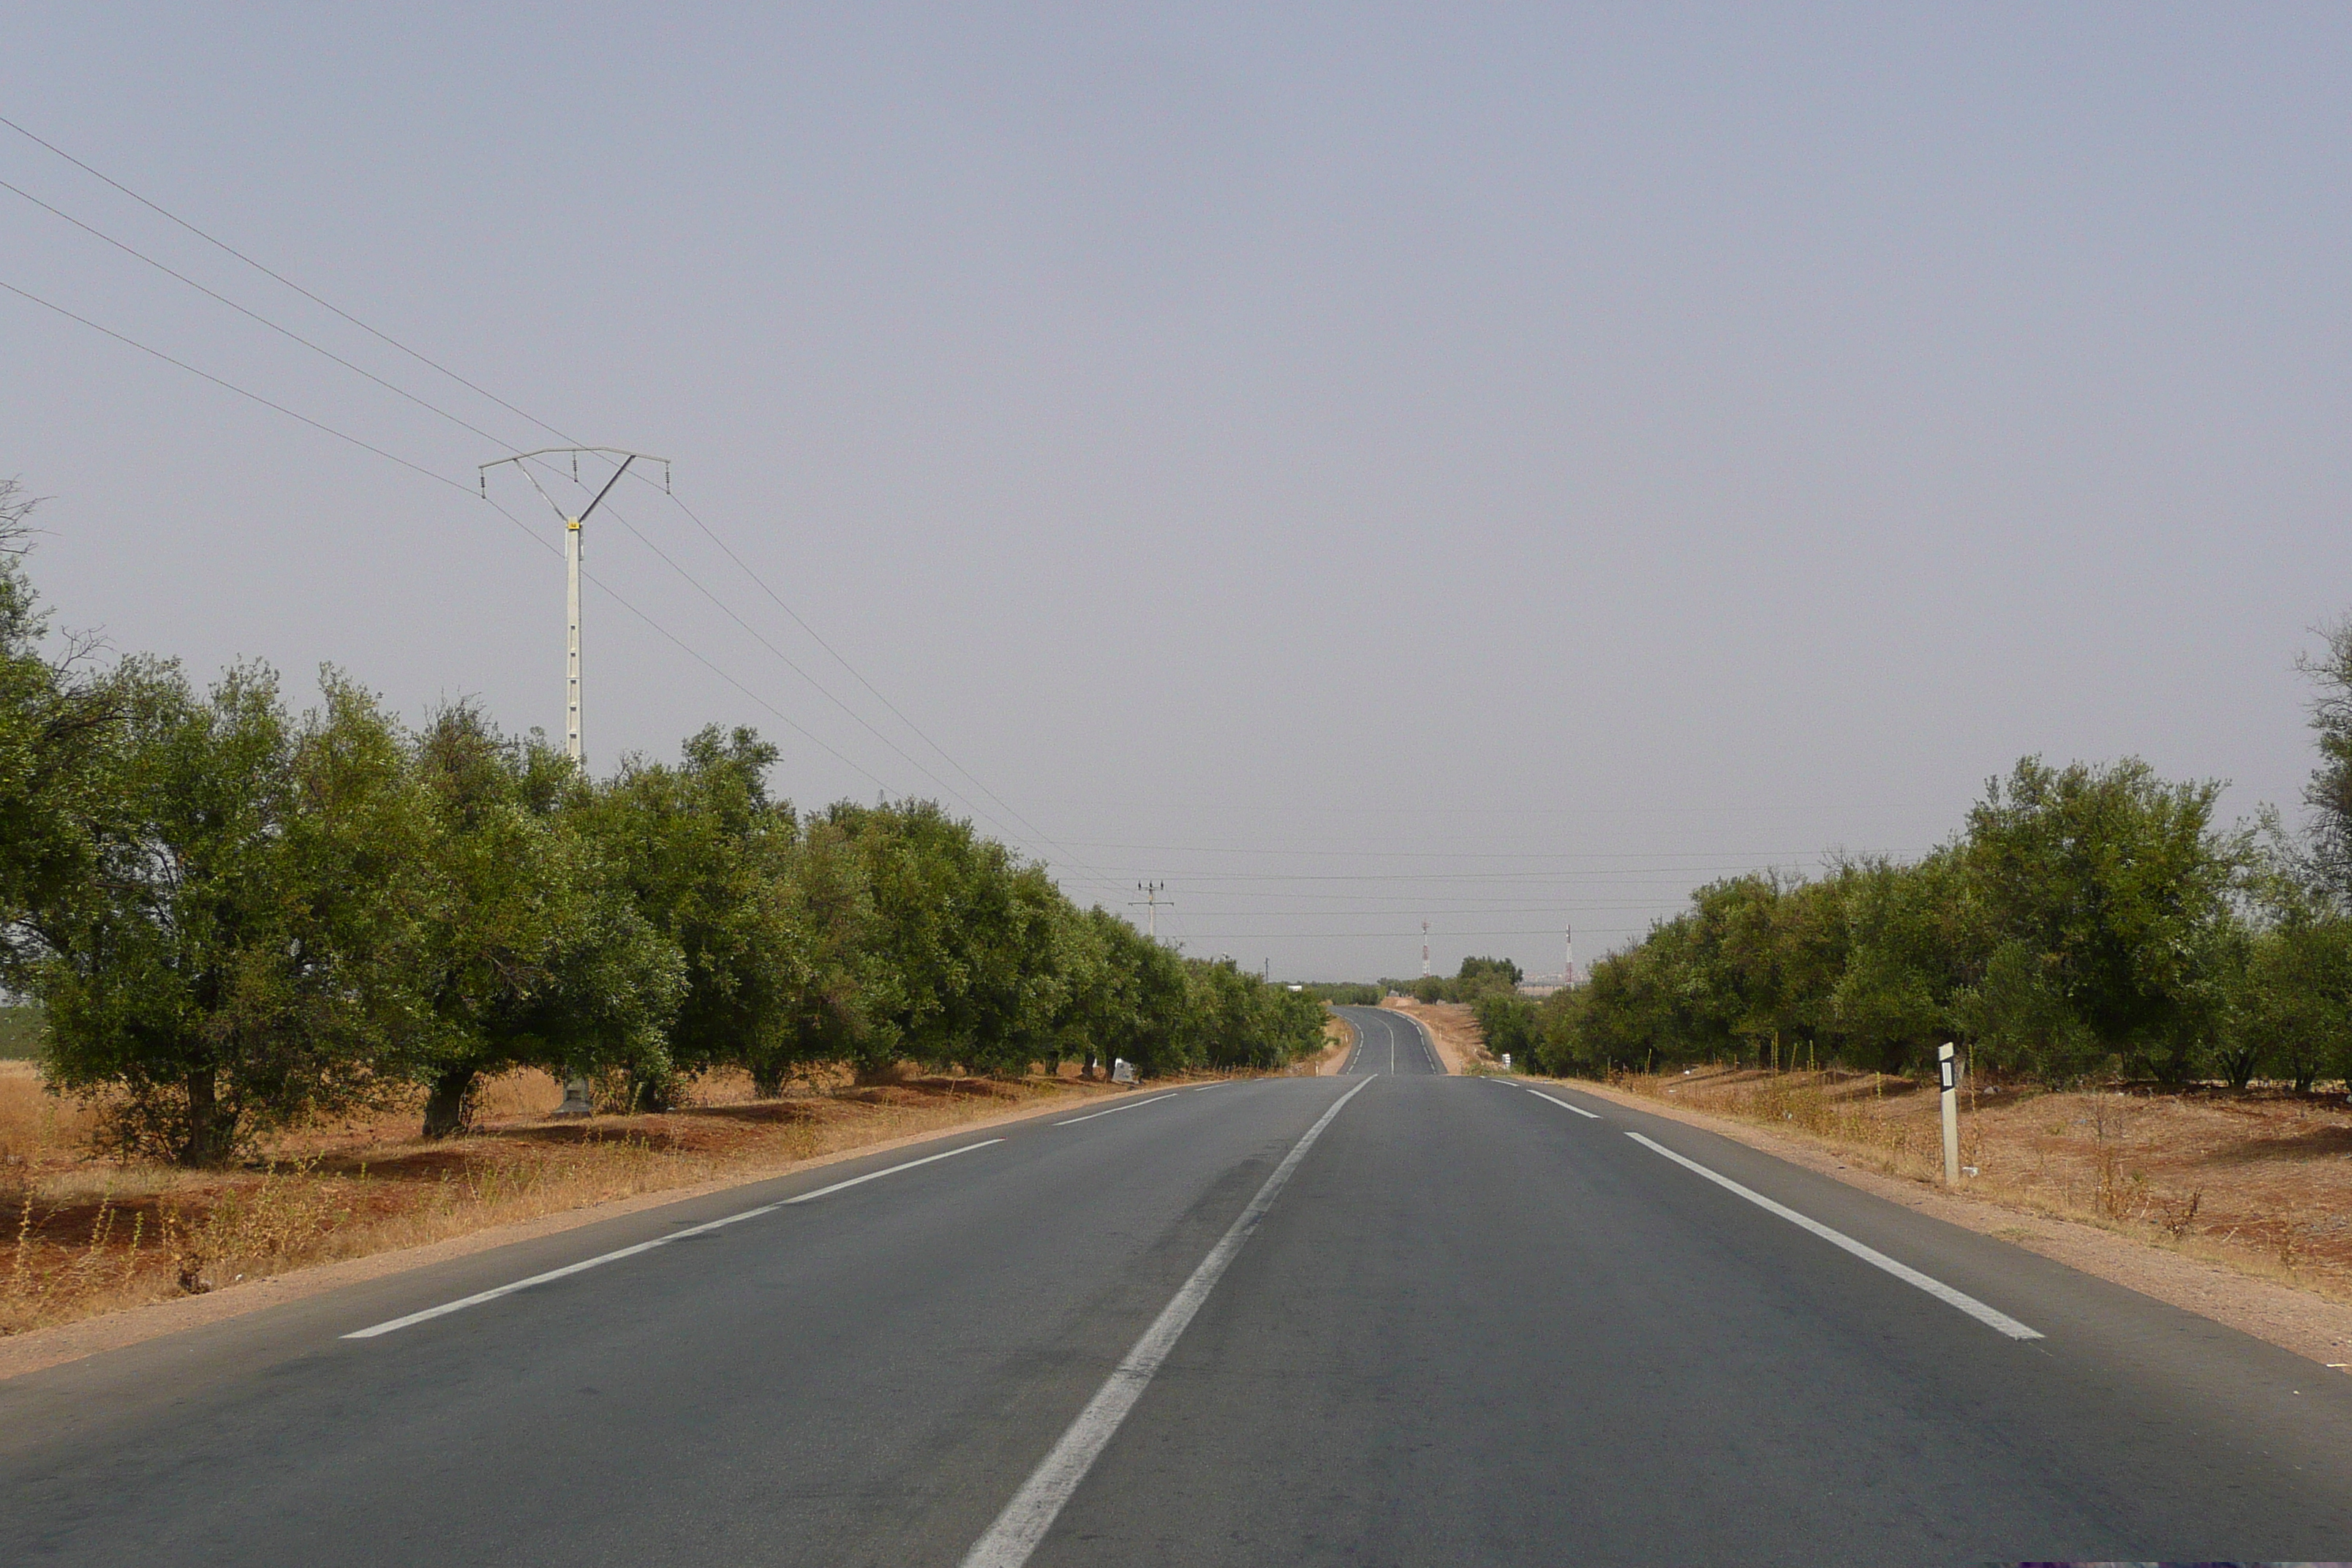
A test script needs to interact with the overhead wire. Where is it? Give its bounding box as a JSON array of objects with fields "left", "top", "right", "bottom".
[
  {"left": 8, "top": 115, "right": 1740, "bottom": 938},
  {"left": 0, "top": 269, "right": 897, "bottom": 789},
  {"left": 0, "top": 161, "right": 905, "bottom": 798},
  {"left": 0, "top": 275, "right": 484, "bottom": 502},
  {"left": 0, "top": 176, "right": 521, "bottom": 453},
  {"left": 0, "top": 113, "right": 1127, "bottom": 902},
  {"left": 0, "top": 111, "right": 573, "bottom": 447},
  {"left": 629, "top": 475, "right": 1113, "bottom": 874}
]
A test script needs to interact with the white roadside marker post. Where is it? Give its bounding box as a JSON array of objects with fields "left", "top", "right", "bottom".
[{"left": 1938, "top": 1041, "right": 1961, "bottom": 1185}]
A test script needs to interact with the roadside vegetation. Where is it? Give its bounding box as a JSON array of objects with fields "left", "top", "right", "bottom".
[
  {"left": 0, "top": 477, "right": 1323, "bottom": 1338},
  {"left": 0, "top": 1005, "right": 40, "bottom": 1060},
  {"left": 1589, "top": 1063, "right": 2352, "bottom": 1302},
  {"left": 1295, "top": 982, "right": 1382, "bottom": 1006},
  {"left": 1441, "top": 613, "right": 2352, "bottom": 1302},
  {"left": 1509, "top": 619, "right": 2352, "bottom": 1095}
]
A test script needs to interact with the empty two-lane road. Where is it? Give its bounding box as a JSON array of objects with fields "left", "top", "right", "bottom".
[
  {"left": 1335, "top": 1004, "right": 1442, "bottom": 1074},
  {"left": 6, "top": 1074, "right": 2350, "bottom": 1564}
]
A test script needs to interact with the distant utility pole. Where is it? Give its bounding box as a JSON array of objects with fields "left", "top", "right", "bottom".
[
  {"left": 1564, "top": 923, "right": 1575, "bottom": 987},
  {"left": 1131, "top": 881, "right": 1172, "bottom": 941},
  {"left": 480, "top": 447, "right": 670, "bottom": 768},
  {"left": 480, "top": 448, "right": 668, "bottom": 1120},
  {"left": 1421, "top": 920, "right": 1432, "bottom": 978}
]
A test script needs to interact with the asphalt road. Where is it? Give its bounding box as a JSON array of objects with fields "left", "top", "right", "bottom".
[
  {"left": 7, "top": 1064, "right": 2351, "bottom": 1564},
  {"left": 1336, "top": 1003, "right": 1442, "bottom": 1075}
]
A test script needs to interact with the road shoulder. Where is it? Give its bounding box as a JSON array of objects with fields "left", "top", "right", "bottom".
[
  {"left": 1556, "top": 1075, "right": 2352, "bottom": 1371},
  {"left": 0, "top": 1085, "right": 1153, "bottom": 1384},
  {"left": 1379, "top": 999, "right": 1471, "bottom": 1072}
]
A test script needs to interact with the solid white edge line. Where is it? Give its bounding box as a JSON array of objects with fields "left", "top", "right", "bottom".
[
  {"left": 1622, "top": 1130, "right": 2042, "bottom": 1341},
  {"left": 782, "top": 1138, "right": 1003, "bottom": 1202},
  {"left": 960, "top": 1076, "right": 1375, "bottom": 1568},
  {"left": 342, "top": 1139, "right": 1003, "bottom": 1340},
  {"left": 1526, "top": 1089, "right": 1602, "bottom": 1120},
  {"left": 1054, "top": 1093, "right": 1183, "bottom": 1126}
]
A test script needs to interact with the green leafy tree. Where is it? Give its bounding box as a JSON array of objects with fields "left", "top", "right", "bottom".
[
  {"left": 583, "top": 726, "right": 804, "bottom": 1109},
  {"left": 826, "top": 799, "right": 1028, "bottom": 1081},
  {"left": 2298, "top": 617, "right": 2352, "bottom": 906},
  {"left": 404, "top": 704, "right": 682, "bottom": 1137},
  {"left": 37, "top": 663, "right": 431, "bottom": 1164},
  {"left": 1829, "top": 854, "right": 1975, "bottom": 1075},
  {"left": 0, "top": 480, "right": 119, "bottom": 990},
  {"left": 2224, "top": 916, "right": 2352, "bottom": 1092},
  {"left": 1957, "top": 757, "right": 2244, "bottom": 1082},
  {"left": 1066, "top": 909, "right": 1191, "bottom": 1077},
  {"left": 1472, "top": 991, "right": 1540, "bottom": 1064}
]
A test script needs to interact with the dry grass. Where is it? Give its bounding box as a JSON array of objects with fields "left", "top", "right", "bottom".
[
  {"left": 1, "top": 1060, "right": 1125, "bottom": 1338},
  {"left": 1595, "top": 1063, "right": 2352, "bottom": 1300}
]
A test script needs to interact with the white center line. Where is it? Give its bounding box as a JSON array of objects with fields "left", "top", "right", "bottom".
[
  {"left": 1526, "top": 1089, "right": 1601, "bottom": 1119},
  {"left": 1623, "top": 1131, "right": 2042, "bottom": 1341},
  {"left": 1054, "top": 1093, "right": 1183, "bottom": 1126},
  {"left": 961, "top": 1077, "right": 1373, "bottom": 1568},
  {"left": 342, "top": 1139, "right": 1002, "bottom": 1340}
]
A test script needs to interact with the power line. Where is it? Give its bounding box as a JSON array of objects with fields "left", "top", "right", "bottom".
[
  {"left": 1, "top": 171, "right": 941, "bottom": 813},
  {"left": 636, "top": 477, "right": 1094, "bottom": 862},
  {"left": 0, "top": 113, "right": 1125, "bottom": 901},
  {"left": 0, "top": 275, "right": 481, "bottom": 500},
  {"left": 0, "top": 176, "right": 523, "bottom": 453},
  {"left": 0, "top": 271, "right": 899, "bottom": 791},
  {"left": 0, "top": 111, "right": 573, "bottom": 448},
  {"left": 577, "top": 488, "right": 1096, "bottom": 885}
]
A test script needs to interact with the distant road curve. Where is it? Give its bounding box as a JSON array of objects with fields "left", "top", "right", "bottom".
[{"left": 1333, "top": 1004, "right": 1442, "bottom": 1075}]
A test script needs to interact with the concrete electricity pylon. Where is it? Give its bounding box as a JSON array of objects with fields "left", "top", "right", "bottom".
[
  {"left": 479, "top": 448, "right": 667, "bottom": 1120},
  {"left": 1422, "top": 920, "right": 1431, "bottom": 978},
  {"left": 1565, "top": 923, "right": 1576, "bottom": 987},
  {"left": 480, "top": 447, "right": 670, "bottom": 768},
  {"left": 1131, "top": 881, "right": 1172, "bottom": 941}
]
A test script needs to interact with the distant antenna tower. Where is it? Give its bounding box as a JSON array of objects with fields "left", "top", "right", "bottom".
[
  {"left": 1565, "top": 923, "right": 1576, "bottom": 987},
  {"left": 1131, "top": 881, "right": 1172, "bottom": 942},
  {"left": 1421, "top": 920, "right": 1432, "bottom": 978},
  {"left": 479, "top": 447, "right": 670, "bottom": 769}
]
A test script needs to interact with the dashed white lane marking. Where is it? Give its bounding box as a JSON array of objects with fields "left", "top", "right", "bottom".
[
  {"left": 960, "top": 1077, "right": 1375, "bottom": 1568},
  {"left": 1623, "top": 1131, "right": 2042, "bottom": 1341},
  {"left": 342, "top": 1139, "right": 1003, "bottom": 1340},
  {"left": 1054, "top": 1093, "right": 1184, "bottom": 1126},
  {"left": 1527, "top": 1089, "right": 1602, "bottom": 1119}
]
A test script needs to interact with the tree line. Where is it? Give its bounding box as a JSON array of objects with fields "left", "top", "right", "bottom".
[
  {"left": 1493, "top": 629, "right": 2352, "bottom": 1089},
  {"left": 0, "top": 482, "right": 1324, "bottom": 1164}
]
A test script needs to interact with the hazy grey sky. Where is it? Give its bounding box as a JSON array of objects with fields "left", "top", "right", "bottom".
[{"left": 4, "top": 5, "right": 2347, "bottom": 980}]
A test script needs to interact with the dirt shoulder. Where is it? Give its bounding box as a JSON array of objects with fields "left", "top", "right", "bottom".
[
  {"left": 0, "top": 1068, "right": 1166, "bottom": 1382},
  {"left": 1559, "top": 1073, "right": 2352, "bottom": 1372},
  {"left": 1380, "top": 998, "right": 1485, "bottom": 1074},
  {"left": 1315, "top": 1014, "right": 1357, "bottom": 1076}
]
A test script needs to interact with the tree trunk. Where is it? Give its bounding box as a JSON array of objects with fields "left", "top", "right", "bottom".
[
  {"left": 629, "top": 1068, "right": 674, "bottom": 1114},
  {"left": 750, "top": 1063, "right": 786, "bottom": 1099},
  {"left": 181, "top": 1069, "right": 234, "bottom": 1166},
  {"left": 421, "top": 1065, "right": 478, "bottom": 1138}
]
